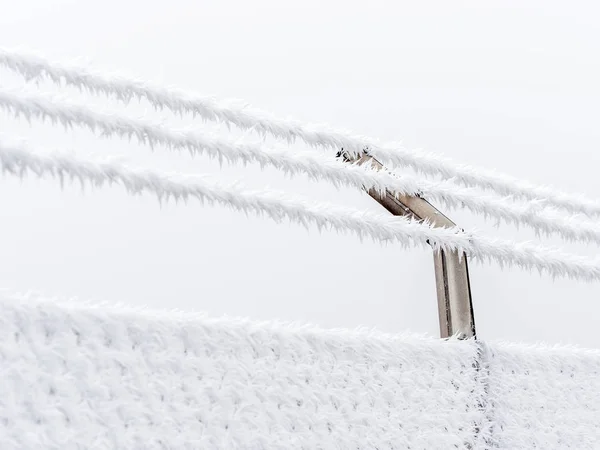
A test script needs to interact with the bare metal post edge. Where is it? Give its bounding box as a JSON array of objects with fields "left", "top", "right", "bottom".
[{"left": 338, "top": 149, "right": 476, "bottom": 339}]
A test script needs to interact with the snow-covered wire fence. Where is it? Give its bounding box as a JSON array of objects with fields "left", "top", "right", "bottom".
[
  {"left": 1, "top": 89, "right": 600, "bottom": 247},
  {"left": 2, "top": 136, "right": 600, "bottom": 282},
  {"left": 2, "top": 48, "right": 599, "bottom": 217},
  {"left": 3, "top": 291, "right": 600, "bottom": 448}
]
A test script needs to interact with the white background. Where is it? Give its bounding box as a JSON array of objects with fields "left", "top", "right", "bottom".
[{"left": 0, "top": 0, "right": 599, "bottom": 346}]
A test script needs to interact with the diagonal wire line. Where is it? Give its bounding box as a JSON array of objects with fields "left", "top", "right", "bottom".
[
  {"left": 1, "top": 135, "right": 600, "bottom": 282},
  {"left": 1, "top": 88, "right": 600, "bottom": 247},
  {"left": 1, "top": 48, "right": 599, "bottom": 216}
]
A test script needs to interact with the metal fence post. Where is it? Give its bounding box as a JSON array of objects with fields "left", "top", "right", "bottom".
[{"left": 338, "top": 149, "right": 476, "bottom": 339}]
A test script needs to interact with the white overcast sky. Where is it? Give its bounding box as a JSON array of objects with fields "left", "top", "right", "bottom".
[{"left": 1, "top": 0, "right": 599, "bottom": 347}]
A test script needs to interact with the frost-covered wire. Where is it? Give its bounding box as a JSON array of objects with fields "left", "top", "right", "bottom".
[
  {"left": 1, "top": 136, "right": 600, "bottom": 282},
  {"left": 2, "top": 88, "right": 600, "bottom": 247},
  {"left": 2, "top": 48, "right": 599, "bottom": 216}
]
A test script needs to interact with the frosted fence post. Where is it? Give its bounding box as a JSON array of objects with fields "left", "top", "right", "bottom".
[{"left": 338, "top": 149, "right": 476, "bottom": 339}]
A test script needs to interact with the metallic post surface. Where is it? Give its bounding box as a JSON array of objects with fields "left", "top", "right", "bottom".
[{"left": 339, "top": 150, "right": 476, "bottom": 339}]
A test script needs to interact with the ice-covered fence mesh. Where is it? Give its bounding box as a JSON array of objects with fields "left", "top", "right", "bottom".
[
  {"left": 0, "top": 294, "right": 483, "bottom": 449},
  {"left": 482, "top": 342, "right": 600, "bottom": 449},
  {"left": 0, "top": 294, "right": 598, "bottom": 449}
]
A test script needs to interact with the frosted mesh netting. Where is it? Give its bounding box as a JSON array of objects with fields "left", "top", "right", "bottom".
[
  {"left": 0, "top": 294, "right": 598, "bottom": 449},
  {"left": 481, "top": 342, "right": 600, "bottom": 449}
]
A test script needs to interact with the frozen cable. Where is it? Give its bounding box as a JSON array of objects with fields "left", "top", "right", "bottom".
[
  {"left": 1, "top": 89, "right": 600, "bottom": 246},
  {"left": 1, "top": 136, "right": 600, "bottom": 282},
  {"left": 1, "top": 48, "right": 599, "bottom": 216}
]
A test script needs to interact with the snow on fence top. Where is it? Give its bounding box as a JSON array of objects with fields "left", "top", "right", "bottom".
[{"left": 1, "top": 294, "right": 599, "bottom": 449}]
